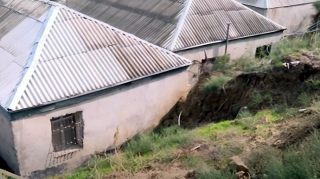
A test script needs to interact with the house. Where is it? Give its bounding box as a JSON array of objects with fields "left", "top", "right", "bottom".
[
  {"left": 236, "top": 0, "right": 318, "bottom": 35},
  {"left": 0, "top": 0, "right": 193, "bottom": 178},
  {"left": 58, "top": 0, "right": 286, "bottom": 60}
]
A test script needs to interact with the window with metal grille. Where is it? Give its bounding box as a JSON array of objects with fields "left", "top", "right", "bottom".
[{"left": 51, "top": 111, "right": 84, "bottom": 152}]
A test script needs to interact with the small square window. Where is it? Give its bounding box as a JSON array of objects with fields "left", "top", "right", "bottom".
[
  {"left": 255, "top": 45, "right": 272, "bottom": 58},
  {"left": 51, "top": 111, "right": 84, "bottom": 152}
]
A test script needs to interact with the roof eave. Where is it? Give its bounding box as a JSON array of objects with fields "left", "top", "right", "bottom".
[
  {"left": 173, "top": 29, "right": 285, "bottom": 52},
  {"left": 7, "top": 63, "right": 192, "bottom": 113}
]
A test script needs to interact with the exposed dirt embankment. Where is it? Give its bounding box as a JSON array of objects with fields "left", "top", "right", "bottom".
[{"left": 161, "top": 54, "right": 320, "bottom": 128}]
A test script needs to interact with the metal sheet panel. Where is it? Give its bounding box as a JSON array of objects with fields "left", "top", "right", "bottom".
[
  {"left": 0, "top": 0, "right": 50, "bottom": 107},
  {"left": 65, "top": 0, "right": 186, "bottom": 48},
  {"left": 173, "top": 0, "right": 284, "bottom": 50},
  {"left": 62, "top": 0, "right": 284, "bottom": 51},
  {"left": 236, "top": 0, "right": 318, "bottom": 8},
  {"left": 12, "top": 7, "right": 191, "bottom": 111}
]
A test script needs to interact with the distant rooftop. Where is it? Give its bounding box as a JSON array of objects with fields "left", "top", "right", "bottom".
[
  {"left": 236, "top": 0, "right": 318, "bottom": 9},
  {"left": 0, "top": 0, "right": 191, "bottom": 112},
  {"left": 59, "top": 0, "right": 285, "bottom": 51}
]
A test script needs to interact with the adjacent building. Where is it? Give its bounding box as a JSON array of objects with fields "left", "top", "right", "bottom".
[
  {"left": 236, "top": 0, "right": 318, "bottom": 35},
  {"left": 60, "top": 0, "right": 286, "bottom": 60},
  {"left": 0, "top": 0, "right": 193, "bottom": 178}
]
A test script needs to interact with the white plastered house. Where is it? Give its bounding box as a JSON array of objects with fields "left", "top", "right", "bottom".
[
  {"left": 236, "top": 0, "right": 318, "bottom": 35},
  {"left": 0, "top": 0, "right": 193, "bottom": 178}
]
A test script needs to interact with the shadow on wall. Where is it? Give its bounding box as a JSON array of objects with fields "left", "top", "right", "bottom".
[{"left": 0, "top": 155, "right": 13, "bottom": 173}]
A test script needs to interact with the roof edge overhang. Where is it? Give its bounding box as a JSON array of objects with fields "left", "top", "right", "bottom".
[
  {"left": 5, "top": 6, "right": 60, "bottom": 111},
  {"left": 173, "top": 29, "right": 285, "bottom": 52},
  {"left": 242, "top": 1, "right": 317, "bottom": 9},
  {"left": 7, "top": 65, "right": 190, "bottom": 119}
]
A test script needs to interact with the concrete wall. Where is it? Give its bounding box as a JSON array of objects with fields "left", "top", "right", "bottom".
[
  {"left": 266, "top": 4, "right": 317, "bottom": 35},
  {"left": 11, "top": 68, "right": 192, "bottom": 178},
  {"left": 0, "top": 108, "right": 19, "bottom": 174},
  {"left": 176, "top": 31, "right": 283, "bottom": 61}
]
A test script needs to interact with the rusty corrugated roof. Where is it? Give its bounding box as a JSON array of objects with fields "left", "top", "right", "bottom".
[
  {"left": 1, "top": 1, "right": 191, "bottom": 111},
  {"left": 236, "top": 0, "right": 318, "bottom": 9},
  {"left": 60, "top": 0, "right": 285, "bottom": 51}
]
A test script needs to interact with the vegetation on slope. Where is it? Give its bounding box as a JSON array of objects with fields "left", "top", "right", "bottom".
[{"left": 52, "top": 33, "right": 320, "bottom": 179}]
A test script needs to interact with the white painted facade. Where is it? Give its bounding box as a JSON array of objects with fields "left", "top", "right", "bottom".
[
  {"left": 244, "top": 3, "right": 317, "bottom": 35},
  {"left": 176, "top": 31, "right": 283, "bottom": 61},
  {"left": 8, "top": 68, "right": 192, "bottom": 178}
]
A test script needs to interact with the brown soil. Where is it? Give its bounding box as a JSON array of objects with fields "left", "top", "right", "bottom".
[
  {"left": 105, "top": 163, "right": 195, "bottom": 179},
  {"left": 160, "top": 54, "right": 320, "bottom": 128}
]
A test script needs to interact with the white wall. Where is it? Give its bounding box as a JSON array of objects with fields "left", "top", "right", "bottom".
[
  {"left": 0, "top": 108, "right": 19, "bottom": 174},
  {"left": 11, "top": 68, "right": 192, "bottom": 178},
  {"left": 243, "top": 5, "right": 267, "bottom": 16},
  {"left": 266, "top": 4, "right": 317, "bottom": 35},
  {"left": 176, "top": 32, "right": 283, "bottom": 61}
]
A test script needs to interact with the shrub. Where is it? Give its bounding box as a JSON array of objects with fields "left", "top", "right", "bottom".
[
  {"left": 248, "top": 93, "right": 271, "bottom": 109},
  {"left": 200, "top": 75, "right": 229, "bottom": 93},
  {"left": 297, "top": 92, "right": 311, "bottom": 107},
  {"left": 314, "top": 0, "right": 320, "bottom": 11},
  {"left": 212, "top": 55, "right": 230, "bottom": 72}
]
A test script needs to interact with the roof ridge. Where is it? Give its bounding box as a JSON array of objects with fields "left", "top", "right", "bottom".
[
  {"left": 49, "top": 1, "right": 191, "bottom": 62},
  {"left": 5, "top": 5, "right": 60, "bottom": 110},
  {"left": 167, "top": 0, "right": 193, "bottom": 51}
]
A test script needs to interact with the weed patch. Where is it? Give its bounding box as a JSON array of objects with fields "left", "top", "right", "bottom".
[
  {"left": 211, "top": 55, "right": 230, "bottom": 73},
  {"left": 200, "top": 75, "right": 229, "bottom": 93},
  {"left": 297, "top": 92, "right": 311, "bottom": 107},
  {"left": 254, "top": 109, "right": 283, "bottom": 122}
]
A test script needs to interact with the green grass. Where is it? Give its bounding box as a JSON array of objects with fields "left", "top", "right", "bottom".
[
  {"left": 196, "top": 120, "right": 252, "bottom": 138},
  {"left": 200, "top": 75, "right": 229, "bottom": 93},
  {"left": 254, "top": 109, "right": 283, "bottom": 122},
  {"left": 232, "top": 56, "right": 271, "bottom": 73},
  {"left": 196, "top": 121, "right": 233, "bottom": 138},
  {"left": 269, "top": 33, "right": 320, "bottom": 66}
]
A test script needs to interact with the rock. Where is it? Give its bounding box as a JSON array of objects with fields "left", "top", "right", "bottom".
[
  {"left": 229, "top": 156, "right": 250, "bottom": 174},
  {"left": 185, "top": 170, "right": 195, "bottom": 178},
  {"left": 236, "top": 171, "right": 250, "bottom": 179}
]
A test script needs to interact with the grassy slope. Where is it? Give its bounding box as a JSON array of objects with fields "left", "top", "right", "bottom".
[{"left": 52, "top": 33, "right": 320, "bottom": 179}]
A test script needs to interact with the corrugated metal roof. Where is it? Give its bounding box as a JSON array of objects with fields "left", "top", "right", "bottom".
[
  {"left": 0, "top": 0, "right": 51, "bottom": 109},
  {"left": 65, "top": 0, "right": 186, "bottom": 49},
  {"left": 236, "top": 0, "right": 318, "bottom": 9},
  {"left": 3, "top": 2, "right": 191, "bottom": 111},
  {"left": 172, "top": 0, "right": 285, "bottom": 50},
  {"left": 60, "top": 0, "right": 284, "bottom": 51}
]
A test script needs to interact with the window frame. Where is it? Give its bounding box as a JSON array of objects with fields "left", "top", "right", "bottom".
[{"left": 51, "top": 111, "right": 84, "bottom": 152}]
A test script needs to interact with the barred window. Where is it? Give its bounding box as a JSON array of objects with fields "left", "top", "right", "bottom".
[{"left": 51, "top": 112, "right": 84, "bottom": 152}]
